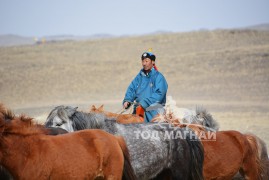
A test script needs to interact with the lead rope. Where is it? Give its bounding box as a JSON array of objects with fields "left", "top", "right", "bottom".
[
  {"left": 129, "top": 104, "right": 133, "bottom": 114},
  {"left": 116, "top": 108, "right": 126, "bottom": 114},
  {"left": 115, "top": 104, "right": 134, "bottom": 114}
]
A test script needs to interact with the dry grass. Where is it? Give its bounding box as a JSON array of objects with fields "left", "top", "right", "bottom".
[{"left": 0, "top": 29, "right": 269, "bottom": 149}]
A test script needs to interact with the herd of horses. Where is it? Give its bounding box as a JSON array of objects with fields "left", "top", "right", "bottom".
[{"left": 0, "top": 103, "right": 268, "bottom": 180}]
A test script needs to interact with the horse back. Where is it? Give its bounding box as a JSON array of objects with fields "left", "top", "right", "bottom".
[{"left": 36, "top": 130, "right": 125, "bottom": 179}]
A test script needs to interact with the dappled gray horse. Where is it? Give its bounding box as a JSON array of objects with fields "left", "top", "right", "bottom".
[{"left": 45, "top": 105, "right": 204, "bottom": 180}]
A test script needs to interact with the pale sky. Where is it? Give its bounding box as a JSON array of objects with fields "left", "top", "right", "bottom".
[{"left": 0, "top": 0, "right": 269, "bottom": 37}]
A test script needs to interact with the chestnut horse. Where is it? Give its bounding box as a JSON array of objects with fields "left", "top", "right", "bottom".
[
  {"left": 179, "top": 124, "right": 267, "bottom": 180},
  {"left": 152, "top": 111, "right": 268, "bottom": 180},
  {"left": 0, "top": 104, "right": 136, "bottom": 180},
  {"left": 90, "top": 105, "right": 143, "bottom": 124}
]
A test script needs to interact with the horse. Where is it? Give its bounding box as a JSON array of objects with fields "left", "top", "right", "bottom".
[
  {"left": 156, "top": 96, "right": 219, "bottom": 131},
  {"left": 152, "top": 105, "right": 219, "bottom": 131},
  {"left": 178, "top": 124, "right": 268, "bottom": 180},
  {"left": 0, "top": 104, "right": 136, "bottom": 180},
  {"left": 152, "top": 109, "right": 269, "bottom": 180},
  {"left": 90, "top": 105, "right": 143, "bottom": 124},
  {"left": 45, "top": 105, "right": 205, "bottom": 180}
]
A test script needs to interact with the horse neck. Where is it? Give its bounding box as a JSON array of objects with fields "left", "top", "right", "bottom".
[
  {"left": 104, "top": 111, "right": 118, "bottom": 118},
  {"left": 73, "top": 111, "right": 106, "bottom": 130}
]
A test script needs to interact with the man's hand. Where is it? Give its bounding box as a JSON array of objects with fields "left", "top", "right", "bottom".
[{"left": 123, "top": 102, "right": 131, "bottom": 109}]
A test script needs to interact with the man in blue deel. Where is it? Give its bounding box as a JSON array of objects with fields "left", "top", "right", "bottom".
[{"left": 123, "top": 50, "right": 168, "bottom": 122}]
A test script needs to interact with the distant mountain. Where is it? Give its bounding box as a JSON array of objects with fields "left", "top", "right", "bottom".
[
  {"left": 0, "top": 34, "right": 34, "bottom": 47},
  {"left": 0, "top": 34, "right": 116, "bottom": 47},
  {"left": 242, "top": 23, "right": 269, "bottom": 31},
  {"left": 44, "top": 34, "right": 115, "bottom": 41},
  {"left": 150, "top": 30, "right": 173, "bottom": 35},
  {"left": 1, "top": 23, "right": 269, "bottom": 47},
  {"left": 88, "top": 34, "right": 115, "bottom": 39}
]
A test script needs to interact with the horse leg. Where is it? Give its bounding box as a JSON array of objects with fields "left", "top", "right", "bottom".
[
  {"left": 93, "top": 139, "right": 106, "bottom": 179},
  {"left": 240, "top": 149, "right": 260, "bottom": 179},
  {"left": 93, "top": 139, "right": 124, "bottom": 180},
  {"left": 240, "top": 161, "right": 259, "bottom": 180}
]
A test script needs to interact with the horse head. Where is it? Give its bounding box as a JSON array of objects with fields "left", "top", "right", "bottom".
[
  {"left": 45, "top": 105, "right": 108, "bottom": 132},
  {"left": 45, "top": 105, "right": 77, "bottom": 132},
  {"left": 90, "top": 104, "right": 104, "bottom": 112}
]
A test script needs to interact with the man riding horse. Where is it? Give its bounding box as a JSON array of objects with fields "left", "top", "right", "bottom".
[{"left": 123, "top": 50, "right": 168, "bottom": 122}]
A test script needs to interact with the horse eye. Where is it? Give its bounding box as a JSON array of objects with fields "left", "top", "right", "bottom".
[{"left": 55, "top": 123, "right": 62, "bottom": 127}]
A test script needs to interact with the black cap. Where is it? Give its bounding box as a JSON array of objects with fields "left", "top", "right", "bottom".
[{"left": 141, "top": 52, "right": 156, "bottom": 61}]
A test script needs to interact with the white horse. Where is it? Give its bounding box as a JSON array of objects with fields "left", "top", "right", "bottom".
[{"left": 158, "top": 96, "right": 219, "bottom": 131}]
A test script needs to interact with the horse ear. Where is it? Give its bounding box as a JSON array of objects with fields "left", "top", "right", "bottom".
[
  {"left": 99, "top": 104, "right": 104, "bottom": 111},
  {"left": 65, "top": 106, "right": 78, "bottom": 117},
  {"left": 91, "top": 105, "right": 96, "bottom": 111}
]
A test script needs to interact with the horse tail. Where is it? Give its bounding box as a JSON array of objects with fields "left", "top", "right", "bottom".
[
  {"left": 0, "top": 104, "right": 14, "bottom": 123},
  {"left": 186, "top": 136, "right": 204, "bottom": 180},
  {"left": 245, "top": 133, "right": 269, "bottom": 180},
  {"left": 195, "top": 106, "right": 219, "bottom": 131},
  {"left": 0, "top": 166, "right": 13, "bottom": 180},
  {"left": 116, "top": 136, "right": 137, "bottom": 180}
]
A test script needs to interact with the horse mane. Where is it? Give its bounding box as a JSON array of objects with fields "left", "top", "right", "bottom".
[
  {"left": 0, "top": 103, "right": 46, "bottom": 136},
  {"left": 72, "top": 111, "right": 107, "bottom": 130},
  {"left": 195, "top": 106, "right": 219, "bottom": 131}
]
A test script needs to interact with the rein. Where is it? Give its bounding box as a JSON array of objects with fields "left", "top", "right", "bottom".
[{"left": 115, "top": 104, "right": 134, "bottom": 115}]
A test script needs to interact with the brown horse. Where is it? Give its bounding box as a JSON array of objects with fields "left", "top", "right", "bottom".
[
  {"left": 0, "top": 104, "right": 136, "bottom": 180},
  {"left": 90, "top": 105, "right": 143, "bottom": 124},
  {"left": 152, "top": 111, "right": 268, "bottom": 180},
  {"left": 179, "top": 124, "right": 267, "bottom": 180}
]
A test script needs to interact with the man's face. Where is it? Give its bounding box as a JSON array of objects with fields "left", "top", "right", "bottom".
[{"left": 142, "top": 58, "right": 154, "bottom": 71}]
